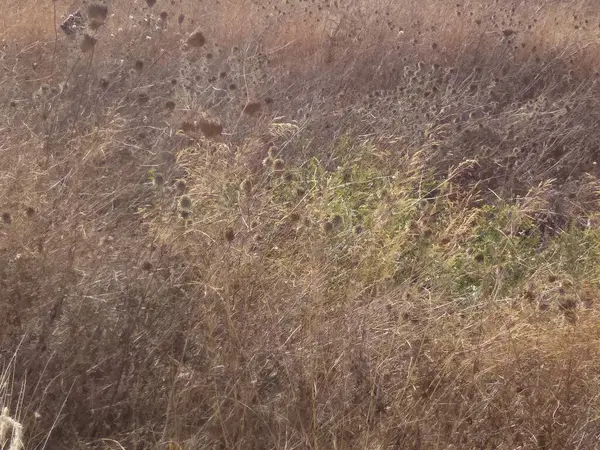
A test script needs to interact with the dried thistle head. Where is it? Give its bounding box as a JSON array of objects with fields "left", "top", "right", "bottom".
[
  {"left": 179, "top": 195, "right": 192, "bottom": 209},
  {"left": 89, "top": 19, "right": 105, "bottom": 30},
  {"left": 181, "top": 121, "right": 196, "bottom": 133},
  {"left": 2, "top": 212, "right": 11, "bottom": 224},
  {"left": 225, "top": 227, "right": 235, "bottom": 242},
  {"left": 137, "top": 93, "right": 149, "bottom": 105},
  {"left": 80, "top": 34, "right": 97, "bottom": 53},
  {"left": 332, "top": 214, "right": 343, "bottom": 228},
  {"left": 197, "top": 119, "right": 223, "bottom": 138},
  {"left": 273, "top": 159, "right": 285, "bottom": 172},
  {"left": 243, "top": 102, "right": 262, "bottom": 116},
  {"left": 146, "top": 0, "right": 157, "bottom": 7},
  {"left": 153, "top": 173, "right": 165, "bottom": 187},
  {"left": 87, "top": 3, "right": 108, "bottom": 22},
  {"left": 187, "top": 28, "right": 206, "bottom": 47},
  {"left": 240, "top": 178, "right": 252, "bottom": 194}
]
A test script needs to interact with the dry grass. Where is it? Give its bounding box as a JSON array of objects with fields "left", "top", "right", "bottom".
[{"left": 4, "top": 0, "right": 600, "bottom": 448}]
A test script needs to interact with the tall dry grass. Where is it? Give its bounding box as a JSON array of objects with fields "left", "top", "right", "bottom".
[{"left": 3, "top": 0, "right": 600, "bottom": 448}]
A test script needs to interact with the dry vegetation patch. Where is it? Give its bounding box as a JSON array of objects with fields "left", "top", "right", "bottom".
[{"left": 4, "top": 0, "right": 600, "bottom": 448}]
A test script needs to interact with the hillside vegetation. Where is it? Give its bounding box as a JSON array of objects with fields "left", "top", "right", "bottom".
[{"left": 4, "top": 0, "right": 600, "bottom": 448}]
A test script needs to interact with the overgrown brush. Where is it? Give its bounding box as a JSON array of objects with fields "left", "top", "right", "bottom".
[{"left": 3, "top": 0, "right": 600, "bottom": 448}]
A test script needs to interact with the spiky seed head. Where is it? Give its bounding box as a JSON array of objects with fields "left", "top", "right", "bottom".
[
  {"left": 25, "top": 206, "right": 35, "bottom": 217},
  {"left": 558, "top": 296, "right": 577, "bottom": 311},
  {"left": 160, "top": 11, "right": 168, "bottom": 20},
  {"left": 134, "top": 60, "right": 144, "bottom": 72},
  {"left": 178, "top": 14, "right": 185, "bottom": 25},
  {"left": 80, "top": 34, "right": 97, "bottom": 53},
  {"left": 197, "top": 119, "right": 223, "bottom": 138},
  {"left": 165, "top": 100, "right": 175, "bottom": 111},
  {"left": 240, "top": 178, "right": 252, "bottom": 194},
  {"left": 181, "top": 121, "right": 196, "bottom": 133},
  {"left": 153, "top": 173, "right": 165, "bottom": 186},
  {"left": 290, "top": 212, "right": 300, "bottom": 222},
  {"left": 332, "top": 215, "right": 342, "bottom": 227},
  {"left": 2, "top": 212, "right": 11, "bottom": 224},
  {"left": 137, "top": 93, "right": 149, "bottom": 105},
  {"left": 273, "top": 159, "right": 285, "bottom": 172},
  {"left": 187, "top": 28, "right": 206, "bottom": 47},
  {"left": 175, "top": 179, "right": 187, "bottom": 192},
  {"left": 243, "top": 102, "right": 261, "bottom": 115},
  {"left": 180, "top": 209, "right": 190, "bottom": 219},
  {"left": 141, "top": 261, "right": 153, "bottom": 271},
  {"left": 89, "top": 19, "right": 104, "bottom": 30},
  {"left": 323, "top": 221, "right": 333, "bottom": 233},
  {"left": 225, "top": 227, "right": 235, "bottom": 242},
  {"left": 87, "top": 3, "right": 108, "bottom": 21},
  {"left": 179, "top": 195, "right": 192, "bottom": 209},
  {"left": 146, "top": 0, "right": 157, "bottom": 7}
]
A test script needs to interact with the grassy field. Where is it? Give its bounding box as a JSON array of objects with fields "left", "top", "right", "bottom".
[{"left": 4, "top": 0, "right": 600, "bottom": 448}]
